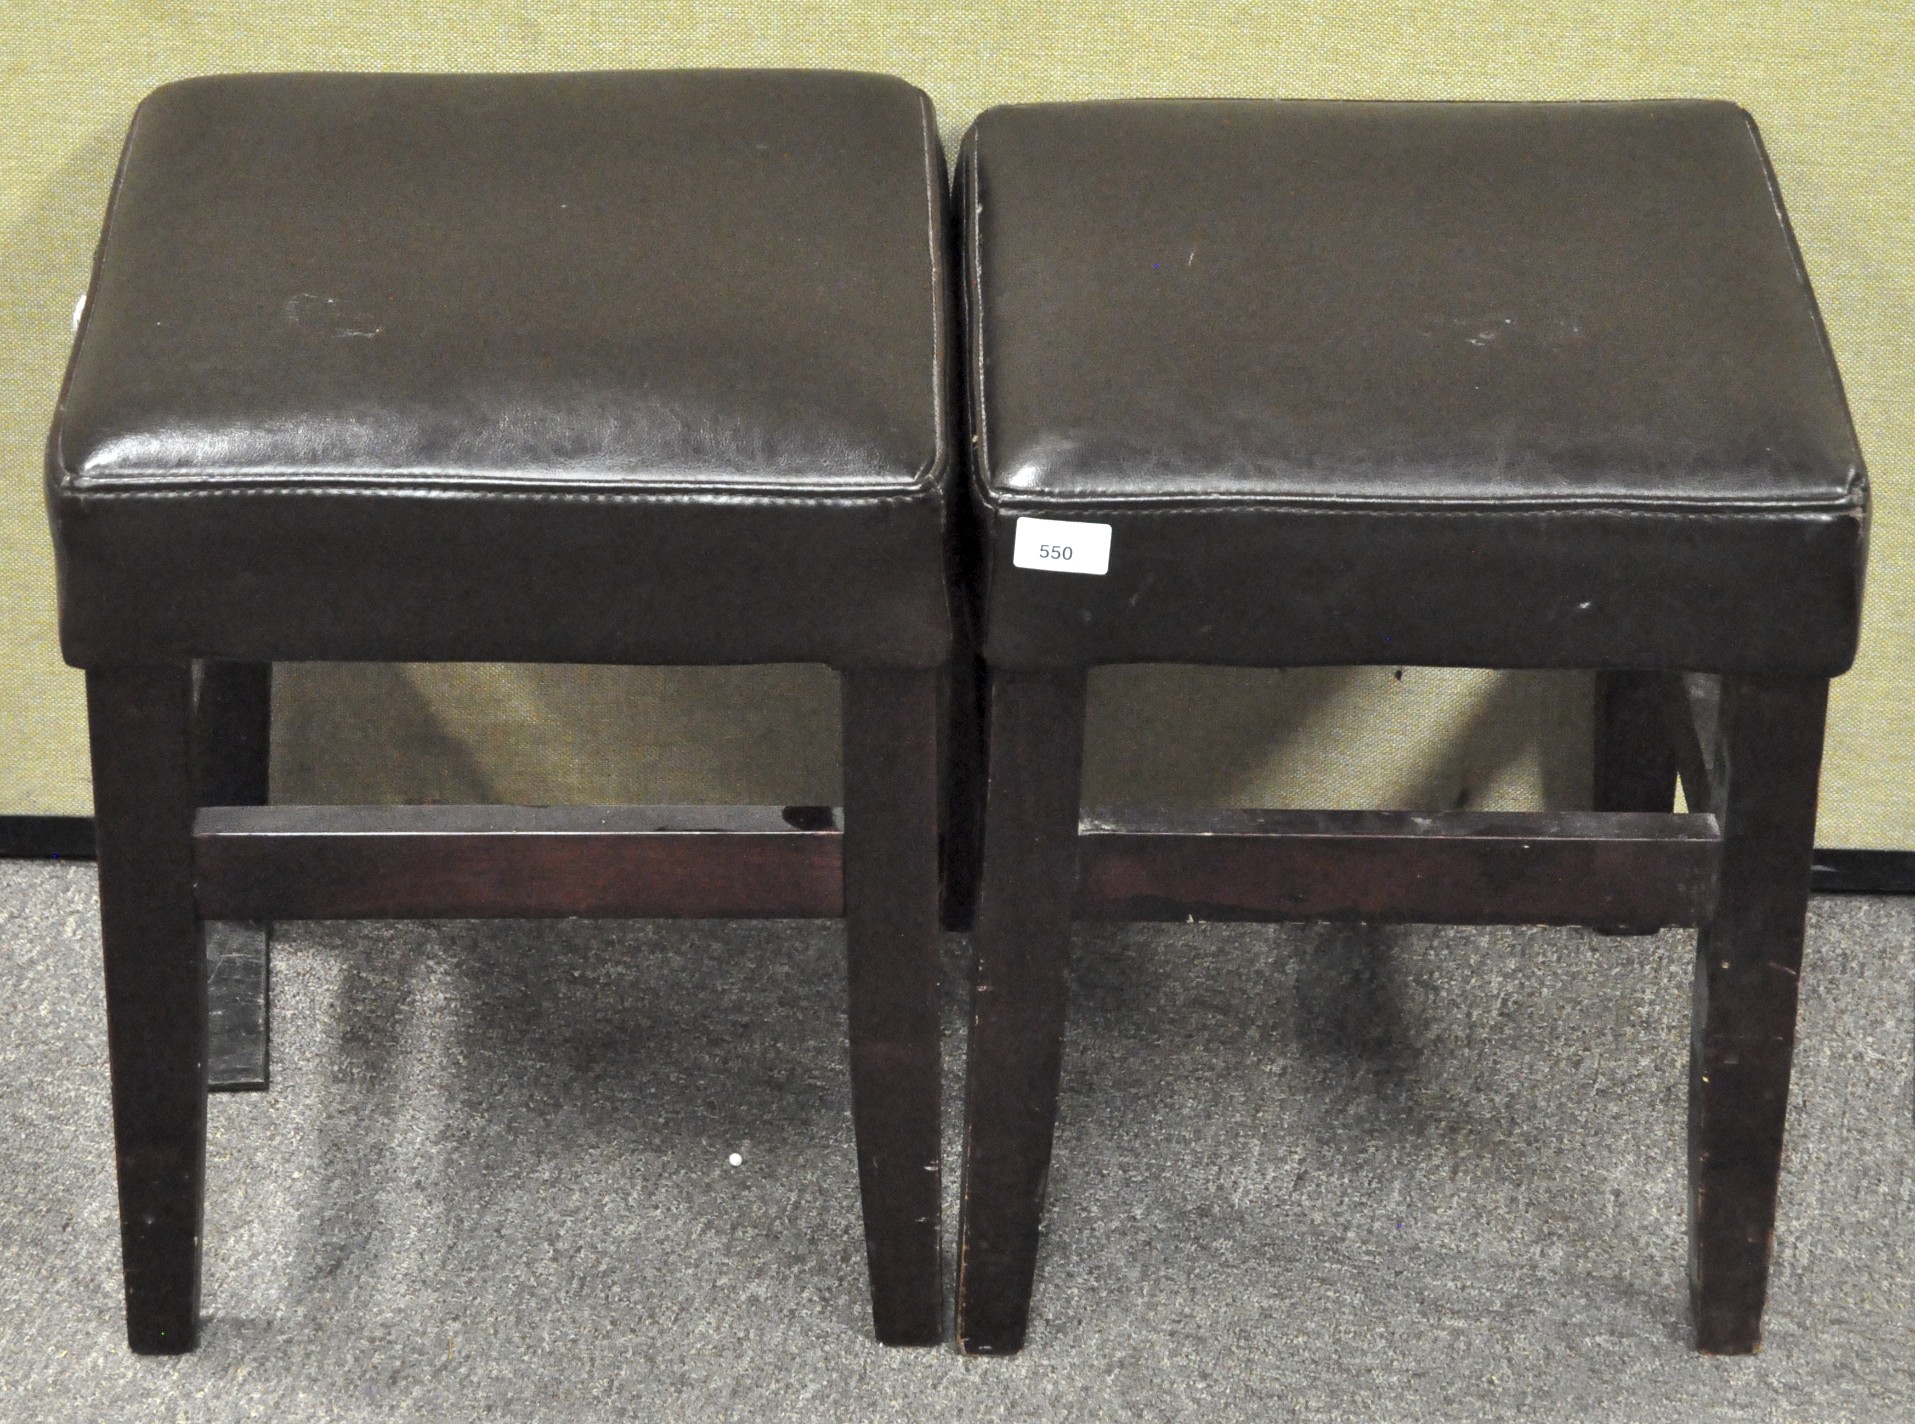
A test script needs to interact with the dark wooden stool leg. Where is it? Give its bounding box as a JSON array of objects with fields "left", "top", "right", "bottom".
[
  {"left": 1594, "top": 670, "right": 1678, "bottom": 813},
  {"left": 955, "top": 666, "right": 1087, "bottom": 1355},
  {"left": 194, "top": 660, "right": 272, "bottom": 806},
  {"left": 1593, "top": 671, "right": 1682, "bottom": 935},
  {"left": 195, "top": 661, "right": 273, "bottom": 1092},
  {"left": 940, "top": 642, "right": 986, "bottom": 934},
  {"left": 841, "top": 668, "right": 944, "bottom": 1345},
  {"left": 87, "top": 664, "right": 207, "bottom": 1354},
  {"left": 1689, "top": 675, "right": 1828, "bottom": 1353}
]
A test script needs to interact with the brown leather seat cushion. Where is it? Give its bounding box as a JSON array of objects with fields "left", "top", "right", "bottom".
[
  {"left": 50, "top": 71, "right": 955, "bottom": 668},
  {"left": 962, "top": 100, "right": 1866, "bottom": 674}
]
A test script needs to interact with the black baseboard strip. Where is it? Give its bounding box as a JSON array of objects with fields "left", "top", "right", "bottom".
[
  {"left": 1812, "top": 849, "right": 1915, "bottom": 895},
  {"left": 5, "top": 814, "right": 1912, "bottom": 895},
  {"left": 0, "top": 815, "right": 95, "bottom": 859}
]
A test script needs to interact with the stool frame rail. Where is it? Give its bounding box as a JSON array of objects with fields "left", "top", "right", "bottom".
[{"left": 956, "top": 666, "right": 1827, "bottom": 1358}]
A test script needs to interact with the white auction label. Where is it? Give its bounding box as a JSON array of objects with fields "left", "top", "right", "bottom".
[{"left": 1012, "top": 517, "right": 1111, "bottom": 576}]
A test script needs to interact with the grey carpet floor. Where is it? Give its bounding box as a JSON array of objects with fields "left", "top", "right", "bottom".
[{"left": 2, "top": 859, "right": 1912, "bottom": 1422}]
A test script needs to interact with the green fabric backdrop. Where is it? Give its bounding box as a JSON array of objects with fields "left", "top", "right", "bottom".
[{"left": 3, "top": 3, "right": 1909, "bottom": 840}]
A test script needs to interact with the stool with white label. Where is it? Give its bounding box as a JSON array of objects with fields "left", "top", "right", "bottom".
[
  {"left": 952, "top": 100, "right": 1867, "bottom": 1356},
  {"left": 48, "top": 71, "right": 957, "bottom": 1353}
]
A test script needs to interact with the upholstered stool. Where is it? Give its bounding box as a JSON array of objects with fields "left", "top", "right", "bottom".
[
  {"left": 49, "top": 71, "right": 956, "bottom": 1352},
  {"left": 953, "top": 101, "right": 1867, "bottom": 1355}
]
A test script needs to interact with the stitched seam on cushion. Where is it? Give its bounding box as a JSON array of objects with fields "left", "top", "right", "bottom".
[
  {"left": 1741, "top": 106, "right": 1871, "bottom": 501},
  {"left": 61, "top": 470, "right": 935, "bottom": 495},
  {"left": 915, "top": 86, "right": 949, "bottom": 496},
  {"left": 967, "top": 122, "right": 993, "bottom": 495},
  {"left": 978, "top": 494, "right": 1866, "bottom": 516},
  {"left": 976, "top": 499, "right": 1864, "bottom": 521},
  {"left": 51, "top": 89, "right": 153, "bottom": 486},
  {"left": 972, "top": 462, "right": 1860, "bottom": 518},
  {"left": 57, "top": 484, "right": 944, "bottom": 509}
]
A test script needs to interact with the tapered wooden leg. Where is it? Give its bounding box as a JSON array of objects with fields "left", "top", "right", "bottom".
[
  {"left": 956, "top": 666, "right": 1087, "bottom": 1355},
  {"left": 87, "top": 664, "right": 206, "bottom": 1354},
  {"left": 1594, "top": 671, "right": 1678, "bottom": 813},
  {"left": 841, "top": 668, "right": 944, "bottom": 1345},
  {"left": 1689, "top": 675, "right": 1828, "bottom": 1353},
  {"left": 195, "top": 661, "right": 273, "bottom": 1092}
]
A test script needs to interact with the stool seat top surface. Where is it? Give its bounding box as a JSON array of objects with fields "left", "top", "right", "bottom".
[
  {"left": 56, "top": 70, "right": 948, "bottom": 500},
  {"left": 966, "top": 100, "right": 1862, "bottom": 516}
]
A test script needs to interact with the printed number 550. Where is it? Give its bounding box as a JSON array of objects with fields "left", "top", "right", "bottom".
[{"left": 1011, "top": 517, "right": 1112, "bottom": 576}]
